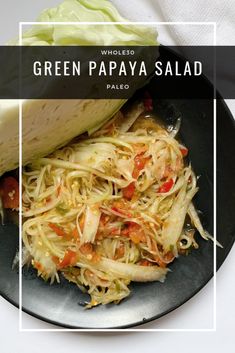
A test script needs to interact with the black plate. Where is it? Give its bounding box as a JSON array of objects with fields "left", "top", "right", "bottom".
[{"left": 0, "top": 82, "right": 235, "bottom": 329}]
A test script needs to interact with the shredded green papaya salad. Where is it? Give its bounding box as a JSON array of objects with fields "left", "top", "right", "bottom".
[{"left": 22, "top": 99, "right": 214, "bottom": 308}]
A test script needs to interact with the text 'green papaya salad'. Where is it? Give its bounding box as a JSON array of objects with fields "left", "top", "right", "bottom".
[{"left": 22, "top": 99, "right": 216, "bottom": 308}]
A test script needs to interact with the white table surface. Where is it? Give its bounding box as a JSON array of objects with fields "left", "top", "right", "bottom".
[{"left": 0, "top": 0, "right": 234, "bottom": 351}]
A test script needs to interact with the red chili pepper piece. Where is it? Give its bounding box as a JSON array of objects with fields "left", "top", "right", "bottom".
[
  {"left": 0, "top": 176, "right": 19, "bottom": 209},
  {"left": 58, "top": 250, "right": 77, "bottom": 269},
  {"left": 132, "top": 154, "right": 150, "bottom": 179},
  {"left": 180, "top": 147, "right": 188, "bottom": 157},
  {"left": 122, "top": 182, "right": 135, "bottom": 200},
  {"left": 143, "top": 91, "right": 153, "bottom": 112},
  {"left": 48, "top": 223, "right": 67, "bottom": 237},
  {"left": 158, "top": 178, "right": 174, "bottom": 193}
]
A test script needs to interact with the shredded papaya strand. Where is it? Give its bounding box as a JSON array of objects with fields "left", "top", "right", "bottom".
[{"left": 21, "top": 103, "right": 208, "bottom": 308}]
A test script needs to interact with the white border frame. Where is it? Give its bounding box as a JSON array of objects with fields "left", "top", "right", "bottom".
[{"left": 19, "top": 21, "right": 216, "bottom": 332}]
